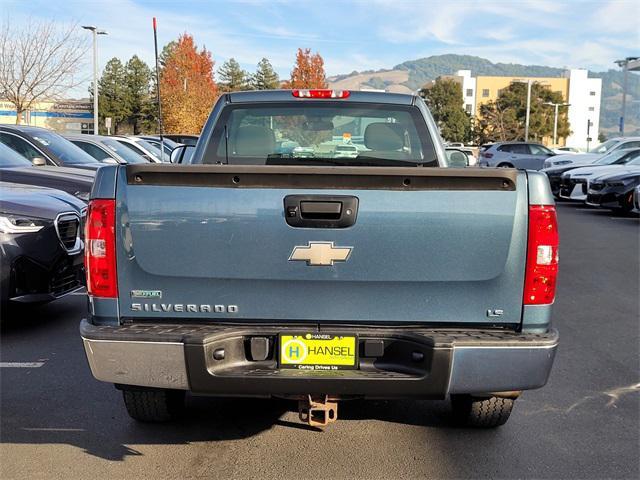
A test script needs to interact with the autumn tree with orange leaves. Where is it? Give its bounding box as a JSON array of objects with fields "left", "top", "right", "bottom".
[
  {"left": 285, "top": 48, "right": 327, "bottom": 89},
  {"left": 160, "top": 34, "right": 217, "bottom": 133}
]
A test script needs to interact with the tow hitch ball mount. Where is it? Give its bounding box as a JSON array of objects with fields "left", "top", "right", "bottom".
[{"left": 298, "top": 395, "right": 338, "bottom": 427}]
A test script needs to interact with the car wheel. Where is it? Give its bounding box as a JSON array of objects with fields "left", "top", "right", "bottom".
[
  {"left": 496, "top": 163, "right": 514, "bottom": 168},
  {"left": 121, "top": 387, "right": 185, "bottom": 422},
  {"left": 450, "top": 394, "right": 514, "bottom": 428}
]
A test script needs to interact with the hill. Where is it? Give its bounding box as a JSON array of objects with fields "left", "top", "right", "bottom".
[{"left": 328, "top": 54, "right": 640, "bottom": 137}]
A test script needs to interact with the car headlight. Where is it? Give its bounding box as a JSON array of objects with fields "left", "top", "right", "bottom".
[
  {"left": 554, "top": 160, "right": 572, "bottom": 166},
  {"left": 0, "top": 214, "right": 49, "bottom": 234},
  {"left": 606, "top": 178, "right": 640, "bottom": 187}
]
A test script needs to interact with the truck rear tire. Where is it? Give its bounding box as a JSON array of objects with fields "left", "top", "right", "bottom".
[
  {"left": 450, "top": 394, "right": 514, "bottom": 428},
  {"left": 121, "top": 387, "right": 185, "bottom": 422}
]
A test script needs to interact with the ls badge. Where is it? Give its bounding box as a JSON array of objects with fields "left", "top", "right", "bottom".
[{"left": 289, "top": 242, "right": 352, "bottom": 266}]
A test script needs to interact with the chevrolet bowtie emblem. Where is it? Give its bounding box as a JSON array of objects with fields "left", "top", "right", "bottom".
[{"left": 289, "top": 242, "right": 353, "bottom": 266}]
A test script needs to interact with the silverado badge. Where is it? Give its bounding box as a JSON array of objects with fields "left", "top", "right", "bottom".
[{"left": 289, "top": 242, "right": 352, "bottom": 266}]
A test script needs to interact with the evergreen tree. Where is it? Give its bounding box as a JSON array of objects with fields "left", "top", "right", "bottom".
[
  {"left": 95, "top": 58, "right": 128, "bottom": 134},
  {"left": 125, "top": 55, "right": 152, "bottom": 134},
  {"left": 251, "top": 58, "right": 279, "bottom": 90},
  {"left": 420, "top": 79, "right": 471, "bottom": 143},
  {"left": 159, "top": 41, "right": 177, "bottom": 68},
  {"left": 473, "top": 82, "right": 570, "bottom": 143},
  {"left": 218, "top": 58, "right": 249, "bottom": 92}
]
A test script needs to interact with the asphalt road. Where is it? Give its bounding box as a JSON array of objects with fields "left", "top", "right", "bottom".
[{"left": 1, "top": 203, "right": 638, "bottom": 479}]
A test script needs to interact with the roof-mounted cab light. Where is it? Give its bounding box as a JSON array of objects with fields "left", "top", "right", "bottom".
[{"left": 291, "top": 89, "right": 350, "bottom": 99}]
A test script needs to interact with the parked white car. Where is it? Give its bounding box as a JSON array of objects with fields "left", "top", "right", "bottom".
[
  {"left": 552, "top": 146, "right": 580, "bottom": 154},
  {"left": 112, "top": 136, "right": 166, "bottom": 163},
  {"left": 544, "top": 137, "right": 640, "bottom": 169}
]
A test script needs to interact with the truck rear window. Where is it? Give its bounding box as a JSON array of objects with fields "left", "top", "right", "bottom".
[{"left": 201, "top": 102, "right": 438, "bottom": 167}]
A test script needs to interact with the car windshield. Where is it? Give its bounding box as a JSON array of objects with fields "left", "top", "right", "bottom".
[
  {"left": 101, "top": 138, "right": 147, "bottom": 164},
  {"left": 30, "top": 130, "right": 99, "bottom": 164},
  {"left": 135, "top": 139, "right": 166, "bottom": 160},
  {"left": 595, "top": 150, "right": 629, "bottom": 165},
  {"left": 201, "top": 103, "right": 437, "bottom": 166},
  {"left": 588, "top": 139, "right": 619, "bottom": 154},
  {"left": 595, "top": 149, "right": 640, "bottom": 165},
  {"left": 0, "top": 142, "right": 33, "bottom": 167}
]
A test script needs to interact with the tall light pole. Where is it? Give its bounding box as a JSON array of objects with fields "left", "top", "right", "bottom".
[
  {"left": 514, "top": 79, "right": 550, "bottom": 141},
  {"left": 524, "top": 79, "right": 532, "bottom": 141},
  {"left": 614, "top": 57, "right": 639, "bottom": 136},
  {"left": 82, "top": 26, "right": 108, "bottom": 135},
  {"left": 543, "top": 102, "right": 570, "bottom": 146}
]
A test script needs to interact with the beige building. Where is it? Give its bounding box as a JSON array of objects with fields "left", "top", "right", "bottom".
[
  {"left": 0, "top": 100, "right": 93, "bottom": 134},
  {"left": 450, "top": 69, "right": 601, "bottom": 150}
]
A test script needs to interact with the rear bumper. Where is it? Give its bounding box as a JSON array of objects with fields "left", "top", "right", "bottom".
[{"left": 80, "top": 320, "right": 558, "bottom": 399}]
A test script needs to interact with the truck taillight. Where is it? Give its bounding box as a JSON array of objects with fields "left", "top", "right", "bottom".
[
  {"left": 85, "top": 199, "right": 118, "bottom": 298},
  {"left": 524, "top": 205, "right": 559, "bottom": 305},
  {"left": 292, "top": 89, "right": 350, "bottom": 99}
]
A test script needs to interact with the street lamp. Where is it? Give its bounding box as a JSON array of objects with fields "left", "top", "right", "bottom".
[
  {"left": 543, "top": 102, "right": 570, "bottom": 146},
  {"left": 614, "top": 56, "right": 639, "bottom": 136},
  {"left": 82, "top": 26, "right": 108, "bottom": 135},
  {"left": 513, "top": 79, "right": 548, "bottom": 141}
]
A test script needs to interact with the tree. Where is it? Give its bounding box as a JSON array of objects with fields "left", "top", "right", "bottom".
[
  {"left": 473, "top": 82, "right": 571, "bottom": 143},
  {"left": 218, "top": 58, "right": 249, "bottom": 92},
  {"left": 159, "top": 34, "right": 217, "bottom": 133},
  {"left": 125, "top": 55, "right": 152, "bottom": 134},
  {"left": 286, "top": 48, "right": 327, "bottom": 89},
  {"left": 94, "top": 58, "right": 128, "bottom": 134},
  {"left": 251, "top": 58, "right": 279, "bottom": 90},
  {"left": 159, "top": 41, "right": 177, "bottom": 68},
  {"left": 420, "top": 79, "right": 471, "bottom": 143},
  {"left": 0, "top": 18, "right": 88, "bottom": 124}
]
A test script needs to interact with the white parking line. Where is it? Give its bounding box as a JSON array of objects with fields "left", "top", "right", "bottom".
[{"left": 0, "top": 362, "right": 45, "bottom": 368}]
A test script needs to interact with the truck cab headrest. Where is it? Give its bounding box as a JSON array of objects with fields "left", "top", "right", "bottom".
[
  {"left": 234, "top": 125, "right": 275, "bottom": 156},
  {"left": 364, "top": 123, "right": 405, "bottom": 151}
]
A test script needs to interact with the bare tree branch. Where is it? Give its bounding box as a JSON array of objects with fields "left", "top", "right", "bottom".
[{"left": 0, "top": 17, "right": 89, "bottom": 124}]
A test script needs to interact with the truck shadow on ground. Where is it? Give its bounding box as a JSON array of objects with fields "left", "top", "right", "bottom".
[{"left": 1, "top": 394, "right": 459, "bottom": 461}]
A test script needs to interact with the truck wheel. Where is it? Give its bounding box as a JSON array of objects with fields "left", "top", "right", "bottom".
[
  {"left": 121, "top": 387, "right": 185, "bottom": 422},
  {"left": 450, "top": 394, "right": 514, "bottom": 428},
  {"left": 496, "top": 162, "right": 514, "bottom": 168}
]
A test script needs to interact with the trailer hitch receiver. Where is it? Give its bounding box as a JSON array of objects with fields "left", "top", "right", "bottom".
[{"left": 298, "top": 395, "right": 338, "bottom": 427}]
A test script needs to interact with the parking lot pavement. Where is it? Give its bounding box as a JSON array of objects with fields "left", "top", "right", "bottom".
[{"left": 1, "top": 203, "right": 638, "bottom": 480}]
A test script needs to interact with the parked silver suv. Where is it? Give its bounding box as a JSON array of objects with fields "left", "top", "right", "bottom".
[{"left": 479, "top": 142, "right": 555, "bottom": 170}]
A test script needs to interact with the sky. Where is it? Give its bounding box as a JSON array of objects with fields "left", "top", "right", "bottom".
[{"left": 3, "top": 0, "right": 639, "bottom": 96}]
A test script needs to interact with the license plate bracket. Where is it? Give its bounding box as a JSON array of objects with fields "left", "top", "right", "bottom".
[{"left": 279, "top": 333, "right": 358, "bottom": 370}]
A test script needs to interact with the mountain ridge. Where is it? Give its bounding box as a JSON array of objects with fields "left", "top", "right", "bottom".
[{"left": 328, "top": 54, "right": 640, "bottom": 136}]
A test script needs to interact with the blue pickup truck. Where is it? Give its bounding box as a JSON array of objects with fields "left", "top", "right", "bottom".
[{"left": 80, "top": 89, "right": 559, "bottom": 428}]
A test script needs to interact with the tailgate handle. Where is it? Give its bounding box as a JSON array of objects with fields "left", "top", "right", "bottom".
[
  {"left": 300, "top": 201, "right": 342, "bottom": 219},
  {"left": 284, "top": 195, "right": 358, "bottom": 228}
]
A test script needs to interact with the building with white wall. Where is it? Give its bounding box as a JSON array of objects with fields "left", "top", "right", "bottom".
[
  {"left": 449, "top": 69, "right": 602, "bottom": 150},
  {"left": 563, "top": 69, "right": 602, "bottom": 151}
]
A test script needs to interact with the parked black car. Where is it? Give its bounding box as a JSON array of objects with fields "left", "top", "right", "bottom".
[
  {"left": 586, "top": 170, "right": 640, "bottom": 212},
  {"left": 542, "top": 148, "right": 640, "bottom": 197},
  {"left": 65, "top": 134, "right": 149, "bottom": 164},
  {"left": 0, "top": 125, "right": 101, "bottom": 171},
  {"left": 0, "top": 182, "right": 86, "bottom": 311},
  {"left": 0, "top": 142, "right": 94, "bottom": 202}
]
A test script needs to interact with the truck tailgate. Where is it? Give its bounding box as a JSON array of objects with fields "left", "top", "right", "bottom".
[{"left": 115, "top": 165, "right": 526, "bottom": 325}]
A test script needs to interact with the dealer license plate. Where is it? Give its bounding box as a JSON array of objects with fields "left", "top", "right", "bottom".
[{"left": 279, "top": 333, "right": 358, "bottom": 370}]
